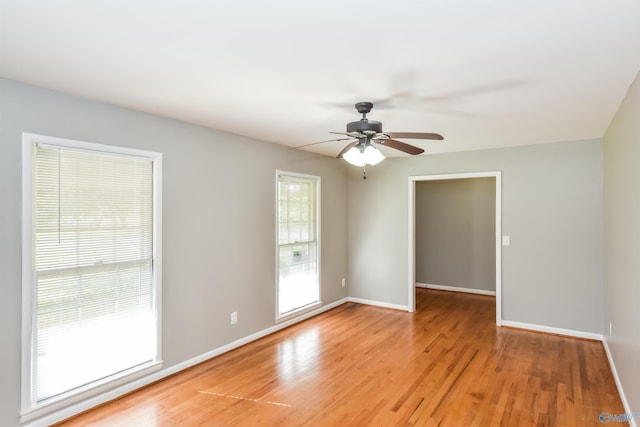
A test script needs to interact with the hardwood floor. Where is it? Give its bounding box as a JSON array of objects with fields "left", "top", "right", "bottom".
[{"left": 57, "top": 289, "right": 623, "bottom": 426}]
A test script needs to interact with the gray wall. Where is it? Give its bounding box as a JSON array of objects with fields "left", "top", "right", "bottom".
[
  {"left": 0, "top": 79, "right": 348, "bottom": 426},
  {"left": 415, "top": 178, "right": 496, "bottom": 292},
  {"left": 348, "top": 139, "right": 604, "bottom": 332},
  {"left": 604, "top": 70, "right": 640, "bottom": 412}
]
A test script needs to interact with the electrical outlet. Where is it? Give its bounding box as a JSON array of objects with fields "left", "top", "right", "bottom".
[
  {"left": 231, "top": 312, "right": 238, "bottom": 325},
  {"left": 342, "top": 278, "right": 346, "bottom": 287}
]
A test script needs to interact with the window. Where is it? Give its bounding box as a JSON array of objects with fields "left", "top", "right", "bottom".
[
  {"left": 276, "top": 172, "right": 320, "bottom": 318},
  {"left": 21, "top": 134, "right": 162, "bottom": 419}
]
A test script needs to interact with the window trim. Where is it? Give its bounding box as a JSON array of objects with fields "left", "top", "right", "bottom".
[
  {"left": 275, "top": 170, "right": 321, "bottom": 322},
  {"left": 20, "top": 133, "right": 163, "bottom": 422}
]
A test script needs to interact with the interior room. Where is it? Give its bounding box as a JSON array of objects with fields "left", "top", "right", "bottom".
[{"left": 1, "top": 1, "right": 639, "bottom": 426}]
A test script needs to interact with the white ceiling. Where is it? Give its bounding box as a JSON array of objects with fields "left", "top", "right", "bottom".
[{"left": 1, "top": 1, "right": 639, "bottom": 158}]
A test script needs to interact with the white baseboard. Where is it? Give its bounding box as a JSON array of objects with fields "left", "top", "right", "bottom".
[
  {"left": 347, "top": 297, "right": 409, "bottom": 312},
  {"left": 26, "top": 298, "right": 349, "bottom": 427},
  {"left": 416, "top": 282, "right": 496, "bottom": 296},
  {"left": 602, "top": 338, "right": 637, "bottom": 427},
  {"left": 28, "top": 298, "right": 634, "bottom": 427},
  {"left": 500, "top": 320, "right": 603, "bottom": 341}
]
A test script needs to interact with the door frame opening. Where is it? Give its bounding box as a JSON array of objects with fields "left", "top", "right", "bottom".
[{"left": 407, "top": 171, "right": 502, "bottom": 325}]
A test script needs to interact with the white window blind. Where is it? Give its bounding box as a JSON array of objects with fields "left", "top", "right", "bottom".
[
  {"left": 277, "top": 173, "right": 320, "bottom": 317},
  {"left": 28, "top": 140, "right": 160, "bottom": 406}
]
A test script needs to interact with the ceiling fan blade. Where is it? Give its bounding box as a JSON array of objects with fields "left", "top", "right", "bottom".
[
  {"left": 385, "top": 132, "right": 443, "bottom": 140},
  {"left": 335, "top": 141, "right": 359, "bottom": 159},
  {"left": 378, "top": 138, "right": 425, "bottom": 155},
  {"left": 330, "top": 131, "right": 365, "bottom": 138},
  {"left": 289, "top": 137, "right": 353, "bottom": 150}
]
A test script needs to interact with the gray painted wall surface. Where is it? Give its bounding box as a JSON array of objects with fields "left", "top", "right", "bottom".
[
  {"left": 604, "top": 70, "right": 640, "bottom": 412},
  {"left": 348, "top": 139, "right": 604, "bottom": 333},
  {"left": 0, "top": 79, "right": 348, "bottom": 426},
  {"left": 415, "top": 178, "right": 496, "bottom": 291}
]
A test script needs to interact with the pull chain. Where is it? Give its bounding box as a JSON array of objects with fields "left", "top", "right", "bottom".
[{"left": 362, "top": 164, "right": 367, "bottom": 180}]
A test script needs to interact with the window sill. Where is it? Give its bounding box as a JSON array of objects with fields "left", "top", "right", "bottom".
[
  {"left": 276, "top": 301, "right": 322, "bottom": 323},
  {"left": 21, "top": 360, "right": 163, "bottom": 425}
]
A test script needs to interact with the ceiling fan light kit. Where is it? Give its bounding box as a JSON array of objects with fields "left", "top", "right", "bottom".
[{"left": 342, "top": 143, "right": 385, "bottom": 167}]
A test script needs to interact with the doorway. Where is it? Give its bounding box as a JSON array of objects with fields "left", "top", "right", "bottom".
[{"left": 408, "top": 172, "right": 502, "bottom": 325}]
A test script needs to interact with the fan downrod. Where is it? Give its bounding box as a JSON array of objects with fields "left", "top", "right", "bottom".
[
  {"left": 347, "top": 102, "right": 382, "bottom": 134},
  {"left": 355, "top": 102, "right": 373, "bottom": 116}
]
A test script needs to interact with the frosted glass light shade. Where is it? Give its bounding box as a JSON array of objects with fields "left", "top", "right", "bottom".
[
  {"left": 342, "top": 144, "right": 385, "bottom": 166},
  {"left": 363, "top": 145, "right": 385, "bottom": 165},
  {"left": 342, "top": 146, "right": 366, "bottom": 166}
]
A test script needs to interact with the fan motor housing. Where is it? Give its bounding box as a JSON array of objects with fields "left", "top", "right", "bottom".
[{"left": 347, "top": 119, "right": 383, "bottom": 134}]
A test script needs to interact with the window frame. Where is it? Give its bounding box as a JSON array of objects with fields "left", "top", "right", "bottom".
[
  {"left": 275, "top": 171, "right": 321, "bottom": 321},
  {"left": 20, "top": 133, "right": 163, "bottom": 422}
]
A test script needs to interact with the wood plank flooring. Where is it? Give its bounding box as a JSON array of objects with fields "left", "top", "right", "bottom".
[{"left": 57, "top": 289, "right": 624, "bottom": 426}]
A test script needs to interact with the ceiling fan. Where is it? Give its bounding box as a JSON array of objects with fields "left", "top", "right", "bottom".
[{"left": 298, "top": 102, "right": 443, "bottom": 169}]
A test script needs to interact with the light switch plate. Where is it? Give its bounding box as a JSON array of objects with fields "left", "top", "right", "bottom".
[{"left": 502, "top": 236, "right": 510, "bottom": 246}]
